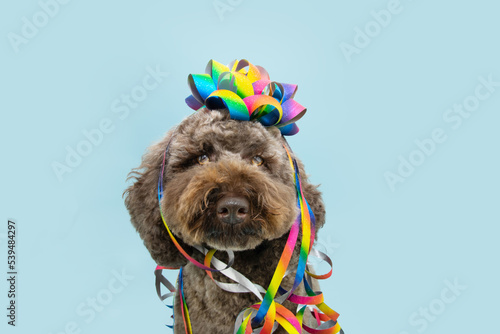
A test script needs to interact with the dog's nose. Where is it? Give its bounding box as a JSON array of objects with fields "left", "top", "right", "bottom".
[{"left": 216, "top": 196, "right": 249, "bottom": 225}]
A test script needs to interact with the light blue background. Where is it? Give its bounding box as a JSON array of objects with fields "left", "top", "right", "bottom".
[{"left": 1, "top": 0, "right": 499, "bottom": 333}]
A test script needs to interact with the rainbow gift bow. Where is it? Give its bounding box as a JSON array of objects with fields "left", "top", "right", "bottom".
[{"left": 185, "top": 59, "right": 307, "bottom": 136}]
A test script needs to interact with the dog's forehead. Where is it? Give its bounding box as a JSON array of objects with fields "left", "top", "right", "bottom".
[{"left": 173, "top": 109, "right": 284, "bottom": 154}]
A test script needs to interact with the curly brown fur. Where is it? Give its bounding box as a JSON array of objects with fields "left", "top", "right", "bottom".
[{"left": 124, "top": 108, "right": 326, "bottom": 333}]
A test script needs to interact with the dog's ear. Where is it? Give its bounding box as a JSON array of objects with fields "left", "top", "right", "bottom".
[
  {"left": 294, "top": 158, "right": 326, "bottom": 235},
  {"left": 124, "top": 130, "right": 191, "bottom": 268}
]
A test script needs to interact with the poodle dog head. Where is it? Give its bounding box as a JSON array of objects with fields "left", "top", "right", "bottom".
[
  {"left": 125, "top": 108, "right": 325, "bottom": 266},
  {"left": 161, "top": 109, "right": 297, "bottom": 251}
]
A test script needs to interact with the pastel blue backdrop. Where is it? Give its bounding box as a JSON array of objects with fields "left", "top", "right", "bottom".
[{"left": 1, "top": 0, "right": 499, "bottom": 333}]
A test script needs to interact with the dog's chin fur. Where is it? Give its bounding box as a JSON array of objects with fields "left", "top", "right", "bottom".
[
  {"left": 124, "top": 107, "right": 327, "bottom": 333},
  {"left": 204, "top": 236, "right": 262, "bottom": 252},
  {"left": 200, "top": 215, "right": 268, "bottom": 251}
]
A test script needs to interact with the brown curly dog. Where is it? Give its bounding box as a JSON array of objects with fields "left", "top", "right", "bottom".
[{"left": 124, "top": 108, "right": 325, "bottom": 333}]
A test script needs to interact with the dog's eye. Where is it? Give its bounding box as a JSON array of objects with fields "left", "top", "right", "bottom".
[
  {"left": 251, "top": 156, "right": 264, "bottom": 166},
  {"left": 197, "top": 155, "right": 209, "bottom": 165}
]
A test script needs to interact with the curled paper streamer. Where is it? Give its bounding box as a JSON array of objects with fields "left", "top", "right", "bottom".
[
  {"left": 185, "top": 59, "right": 307, "bottom": 136},
  {"left": 155, "top": 141, "right": 343, "bottom": 334}
]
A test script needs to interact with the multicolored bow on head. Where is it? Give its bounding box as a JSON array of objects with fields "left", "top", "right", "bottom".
[{"left": 185, "top": 59, "right": 307, "bottom": 136}]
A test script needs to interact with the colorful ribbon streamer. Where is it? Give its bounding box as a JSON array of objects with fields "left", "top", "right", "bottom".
[
  {"left": 156, "top": 141, "right": 342, "bottom": 334},
  {"left": 185, "top": 59, "right": 307, "bottom": 136}
]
